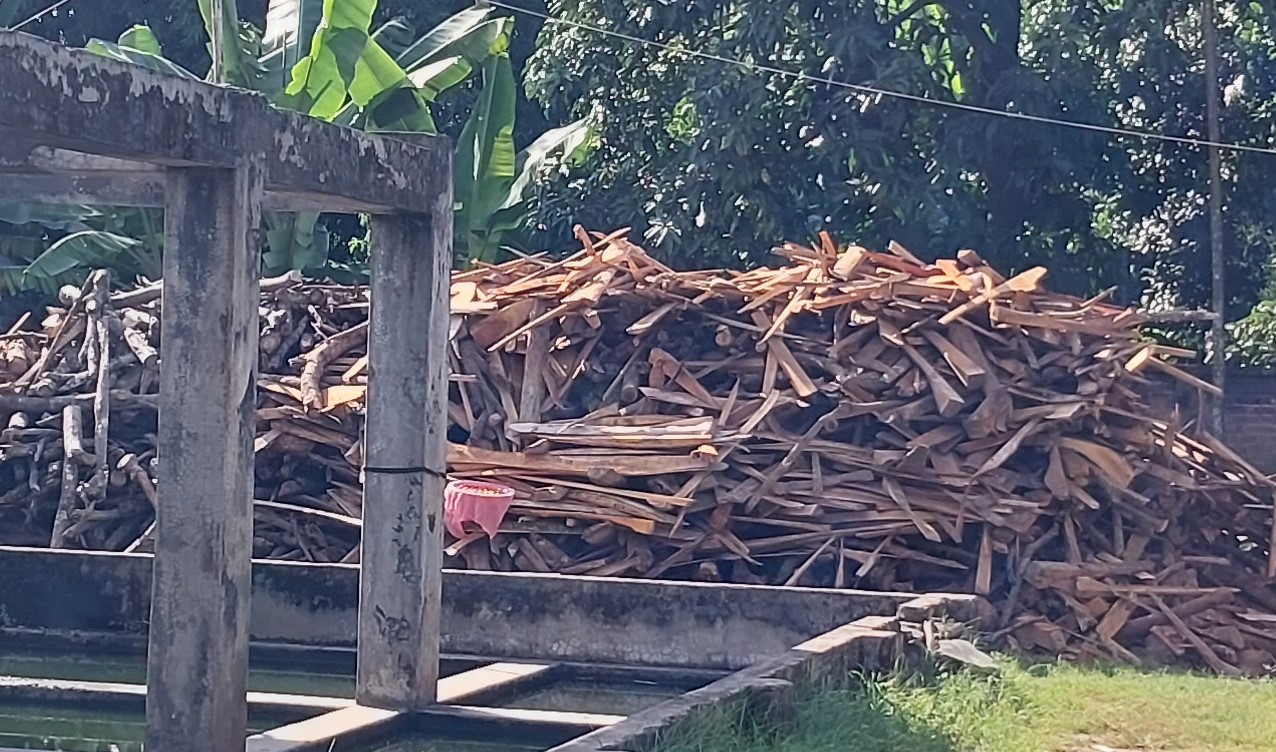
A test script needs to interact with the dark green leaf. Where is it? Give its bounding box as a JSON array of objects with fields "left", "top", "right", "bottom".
[
  {"left": 86, "top": 37, "right": 200, "bottom": 80},
  {"left": 0, "top": 0, "right": 24, "bottom": 27},
  {"left": 454, "top": 53, "right": 517, "bottom": 260},
  {"left": 260, "top": 0, "right": 326, "bottom": 96},
  {"left": 197, "top": 0, "right": 252, "bottom": 85},
  {"left": 118, "top": 25, "right": 163, "bottom": 56},
  {"left": 23, "top": 231, "right": 142, "bottom": 280},
  {"left": 395, "top": 6, "right": 510, "bottom": 72}
]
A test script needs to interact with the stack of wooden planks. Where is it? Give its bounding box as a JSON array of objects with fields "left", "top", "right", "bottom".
[{"left": 1, "top": 227, "right": 1274, "bottom": 675}]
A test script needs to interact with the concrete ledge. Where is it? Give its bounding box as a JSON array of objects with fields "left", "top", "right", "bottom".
[
  {"left": 543, "top": 593, "right": 974, "bottom": 752},
  {"left": 896, "top": 593, "right": 984, "bottom": 624},
  {"left": 0, "top": 547, "right": 913, "bottom": 669}
]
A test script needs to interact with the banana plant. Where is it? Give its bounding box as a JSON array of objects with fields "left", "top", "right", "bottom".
[
  {"left": 0, "top": 203, "right": 164, "bottom": 293},
  {"left": 0, "top": 0, "right": 595, "bottom": 293},
  {"left": 211, "top": 0, "right": 596, "bottom": 262}
]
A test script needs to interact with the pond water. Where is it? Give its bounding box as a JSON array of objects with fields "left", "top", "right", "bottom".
[
  {"left": 0, "top": 701, "right": 293, "bottom": 751},
  {"left": 0, "top": 650, "right": 474, "bottom": 699}
]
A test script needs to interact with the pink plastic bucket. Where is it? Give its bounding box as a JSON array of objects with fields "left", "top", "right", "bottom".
[{"left": 443, "top": 480, "right": 515, "bottom": 539}]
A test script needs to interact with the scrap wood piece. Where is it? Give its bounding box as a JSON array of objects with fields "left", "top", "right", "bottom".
[
  {"left": 748, "top": 310, "right": 818, "bottom": 397},
  {"left": 1123, "top": 345, "right": 1156, "bottom": 374},
  {"left": 890, "top": 336, "right": 965, "bottom": 418},
  {"left": 831, "top": 245, "right": 867, "bottom": 281},
  {"left": 1095, "top": 598, "right": 1140, "bottom": 641},
  {"left": 761, "top": 284, "right": 814, "bottom": 343},
  {"left": 648, "top": 347, "right": 717, "bottom": 407},
  {"left": 1057, "top": 437, "right": 1137, "bottom": 488},
  {"left": 515, "top": 304, "right": 553, "bottom": 429},
  {"left": 972, "top": 419, "right": 1044, "bottom": 478},
  {"left": 1152, "top": 594, "right": 1242, "bottom": 676},
  {"left": 975, "top": 525, "right": 993, "bottom": 595},
  {"left": 990, "top": 305, "right": 1126, "bottom": 336},
  {"left": 448, "top": 443, "right": 710, "bottom": 478},
  {"left": 506, "top": 415, "right": 717, "bottom": 449},
  {"left": 49, "top": 404, "right": 84, "bottom": 548},
  {"left": 881, "top": 476, "right": 942, "bottom": 543},
  {"left": 1144, "top": 357, "right": 1224, "bottom": 398},
  {"left": 298, "top": 322, "right": 367, "bottom": 410},
  {"left": 938, "top": 266, "right": 1048, "bottom": 326},
  {"left": 626, "top": 301, "right": 682, "bottom": 335},
  {"left": 919, "top": 329, "right": 987, "bottom": 388}
]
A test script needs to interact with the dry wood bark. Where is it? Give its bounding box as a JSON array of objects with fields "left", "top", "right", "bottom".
[{"left": 1, "top": 229, "right": 1274, "bottom": 675}]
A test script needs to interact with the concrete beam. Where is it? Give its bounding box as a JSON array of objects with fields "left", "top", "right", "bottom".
[
  {"left": 145, "top": 165, "right": 262, "bottom": 752},
  {"left": 356, "top": 169, "right": 452, "bottom": 708},
  {"left": 0, "top": 30, "right": 448, "bottom": 213},
  {"left": 243, "top": 663, "right": 550, "bottom": 752},
  {"left": 0, "top": 174, "right": 165, "bottom": 207},
  {"left": 0, "top": 174, "right": 392, "bottom": 213}
]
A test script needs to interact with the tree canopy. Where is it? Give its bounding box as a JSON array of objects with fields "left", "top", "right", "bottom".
[
  {"left": 524, "top": 0, "right": 1276, "bottom": 317},
  {"left": 9, "top": 0, "right": 1276, "bottom": 338}
]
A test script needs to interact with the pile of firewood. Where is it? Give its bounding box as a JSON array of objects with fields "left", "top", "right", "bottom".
[{"left": 1, "top": 227, "right": 1274, "bottom": 676}]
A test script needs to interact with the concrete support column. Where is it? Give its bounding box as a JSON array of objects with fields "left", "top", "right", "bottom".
[
  {"left": 356, "top": 173, "right": 452, "bottom": 708},
  {"left": 146, "top": 164, "right": 262, "bottom": 751}
]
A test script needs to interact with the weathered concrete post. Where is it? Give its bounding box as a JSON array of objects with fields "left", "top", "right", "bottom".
[
  {"left": 356, "top": 152, "right": 452, "bottom": 709},
  {"left": 147, "top": 164, "right": 262, "bottom": 751}
]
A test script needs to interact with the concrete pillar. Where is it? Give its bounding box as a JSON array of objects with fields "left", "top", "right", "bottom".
[
  {"left": 147, "top": 164, "right": 262, "bottom": 751},
  {"left": 355, "top": 181, "right": 452, "bottom": 707}
]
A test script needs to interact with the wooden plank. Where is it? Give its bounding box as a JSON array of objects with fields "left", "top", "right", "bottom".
[
  {"left": 919, "top": 329, "right": 987, "bottom": 388},
  {"left": 938, "top": 267, "right": 1048, "bottom": 325},
  {"left": 975, "top": 526, "right": 993, "bottom": 595},
  {"left": 831, "top": 245, "right": 867, "bottom": 281},
  {"left": 899, "top": 343, "right": 965, "bottom": 418},
  {"left": 243, "top": 663, "right": 553, "bottom": 750},
  {"left": 147, "top": 164, "right": 262, "bottom": 752},
  {"left": 448, "top": 443, "right": 710, "bottom": 477},
  {"left": 1152, "top": 595, "right": 1242, "bottom": 676},
  {"left": 518, "top": 300, "right": 550, "bottom": 428},
  {"left": 1145, "top": 357, "right": 1224, "bottom": 397},
  {"left": 749, "top": 310, "right": 818, "bottom": 397}
]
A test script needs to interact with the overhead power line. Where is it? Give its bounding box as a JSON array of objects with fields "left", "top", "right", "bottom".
[
  {"left": 13, "top": 0, "right": 76, "bottom": 31},
  {"left": 489, "top": 0, "right": 1276, "bottom": 158}
]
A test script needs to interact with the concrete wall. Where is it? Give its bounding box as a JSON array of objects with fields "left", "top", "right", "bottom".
[
  {"left": 1141, "top": 369, "right": 1276, "bottom": 472},
  {"left": 0, "top": 547, "right": 916, "bottom": 670}
]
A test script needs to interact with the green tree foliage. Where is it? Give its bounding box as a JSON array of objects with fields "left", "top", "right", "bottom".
[
  {"left": 2, "top": 0, "right": 267, "bottom": 71},
  {"left": 524, "top": 0, "right": 1276, "bottom": 321}
]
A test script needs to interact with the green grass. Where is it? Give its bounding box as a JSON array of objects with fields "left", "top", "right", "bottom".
[{"left": 653, "top": 660, "right": 1276, "bottom": 752}]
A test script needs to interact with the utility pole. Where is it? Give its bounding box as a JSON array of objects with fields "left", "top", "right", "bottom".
[{"left": 1203, "top": 0, "right": 1226, "bottom": 437}]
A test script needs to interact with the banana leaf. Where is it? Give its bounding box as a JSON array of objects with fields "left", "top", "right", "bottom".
[
  {"left": 23, "top": 231, "right": 154, "bottom": 281},
  {"left": 263, "top": 211, "right": 329, "bottom": 274},
  {"left": 485, "top": 117, "right": 595, "bottom": 234},
  {"left": 454, "top": 54, "right": 518, "bottom": 261},
  {"left": 260, "top": 0, "right": 326, "bottom": 96},
  {"left": 197, "top": 0, "right": 257, "bottom": 86},
  {"left": 86, "top": 25, "right": 201, "bottom": 80},
  {"left": 279, "top": 0, "right": 434, "bottom": 131},
  {"left": 395, "top": 6, "right": 511, "bottom": 73}
]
